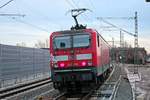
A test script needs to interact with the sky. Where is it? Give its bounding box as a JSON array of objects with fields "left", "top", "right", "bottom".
[{"left": 0, "top": 0, "right": 150, "bottom": 52}]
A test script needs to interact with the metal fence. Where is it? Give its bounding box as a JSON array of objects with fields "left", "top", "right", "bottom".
[{"left": 0, "top": 44, "right": 50, "bottom": 88}]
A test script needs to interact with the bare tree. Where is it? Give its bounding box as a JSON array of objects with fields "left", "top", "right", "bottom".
[
  {"left": 34, "top": 39, "right": 49, "bottom": 48},
  {"left": 16, "top": 42, "right": 26, "bottom": 47}
]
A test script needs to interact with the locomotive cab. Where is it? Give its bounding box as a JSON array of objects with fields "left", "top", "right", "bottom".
[{"left": 50, "top": 29, "right": 98, "bottom": 90}]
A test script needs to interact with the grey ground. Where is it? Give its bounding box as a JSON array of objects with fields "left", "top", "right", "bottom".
[
  {"left": 125, "top": 64, "right": 150, "bottom": 100},
  {"left": 112, "top": 63, "right": 133, "bottom": 100}
]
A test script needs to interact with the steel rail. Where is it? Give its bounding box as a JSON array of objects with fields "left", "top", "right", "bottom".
[
  {"left": 53, "top": 92, "right": 67, "bottom": 100},
  {"left": 92, "top": 68, "right": 121, "bottom": 100},
  {"left": 0, "top": 78, "right": 50, "bottom": 93},
  {"left": 109, "top": 76, "right": 122, "bottom": 100},
  {"left": 0, "top": 78, "right": 51, "bottom": 99}
]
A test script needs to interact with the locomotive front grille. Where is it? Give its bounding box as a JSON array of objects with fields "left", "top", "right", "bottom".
[
  {"left": 53, "top": 68, "right": 94, "bottom": 82},
  {"left": 54, "top": 68, "right": 92, "bottom": 72}
]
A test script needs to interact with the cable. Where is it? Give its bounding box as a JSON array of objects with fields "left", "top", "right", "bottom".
[
  {"left": 75, "top": 1, "right": 96, "bottom": 22},
  {"left": 72, "top": 0, "right": 92, "bottom": 22},
  {"left": 0, "top": 0, "right": 14, "bottom": 9},
  {"left": 12, "top": 17, "right": 50, "bottom": 33},
  {"left": 96, "top": 17, "right": 134, "bottom": 20},
  {"left": 17, "top": 0, "right": 61, "bottom": 31},
  {"left": 0, "top": 13, "right": 25, "bottom": 17},
  {"left": 97, "top": 18, "right": 136, "bottom": 37},
  {"left": 66, "top": 0, "right": 92, "bottom": 23},
  {"left": 71, "top": 0, "right": 79, "bottom": 8},
  {"left": 2, "top": 32, "right": 45, "bottom": 37},
  {"left": 88, "top": 0, "right": 95, "bottom": 10},
  {"left": 65, "top": 0, "right": 76, "bottom": 8}
]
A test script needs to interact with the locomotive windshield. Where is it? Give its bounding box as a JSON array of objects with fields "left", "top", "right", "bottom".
[
  {"left": 53, "top": 36, "right": 71, "bottom": 49},
  {"left": 53, "top": 33, "right": 90, "bottom": 49},
  {"left": 73, "top": 34, "right": 90, "bottom": 47}
]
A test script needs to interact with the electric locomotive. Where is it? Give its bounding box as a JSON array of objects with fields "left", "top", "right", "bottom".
[{"left": 50, "top": 8, "right": 111, "bottom": 91}]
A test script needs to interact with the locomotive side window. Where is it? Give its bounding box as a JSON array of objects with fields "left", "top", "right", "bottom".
[
  {"left": 53, "top": 36, "right": 71, "bottom": 49},
  {"left": 97, "top": 35, "right": 99, "bottom": 47},
  {"left": 73, "top": 34, "right": 90, "bottom": 48}
]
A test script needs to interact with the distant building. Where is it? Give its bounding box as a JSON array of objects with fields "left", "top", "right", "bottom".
[
  {"left": 146, "top": 54, "right": 150, "bottom": 63},
  {"left": 110, "top": 47, "right": 147, "bottom": 64}
]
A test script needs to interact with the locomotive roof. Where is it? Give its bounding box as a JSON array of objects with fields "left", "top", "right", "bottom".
[{"left": 54, "top": 29, "right": 89, "bottom": 34}]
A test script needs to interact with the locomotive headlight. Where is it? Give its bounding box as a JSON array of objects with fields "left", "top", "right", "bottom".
[
  {"left": 81, "top": 61, "right": 86, "bottom": 66},
  {"left": 60, "top": 63, "right": 65, "bottom": 67}
]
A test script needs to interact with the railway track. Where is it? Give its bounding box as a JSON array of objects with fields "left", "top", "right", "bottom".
[
  {"left": 53, "top": 92, "right": 67, "bottom": 100},
  {"left": 53, "top": 63, "right": 120, "bottom": 100},
  {"left": 87, "top": 77, "right": 121, "bottom": 100},
  {"left": 54, "top": 80, "right": 120, "bottom": 100},
  {"left": 81, "top": 64, "right": 121, "bottom": 100},
  {"left": 0, "top": 78, "right": 52, "bottom": 99}
]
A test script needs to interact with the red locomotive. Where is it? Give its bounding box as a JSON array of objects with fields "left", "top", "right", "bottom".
[{"left": 49, "top": 8, "right": 111, "bottom": 91}]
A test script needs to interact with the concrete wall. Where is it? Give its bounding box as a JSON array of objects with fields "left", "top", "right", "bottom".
[{"left": 0, "top": 44, "right": 50, "bottom": 88}]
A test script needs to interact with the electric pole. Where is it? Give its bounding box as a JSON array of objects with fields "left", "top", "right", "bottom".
[
  {"left": 133, "top": 11, "right": 139, "bottom": 100},
  {"left": 134, "top": 11, "right": 138, "bottom": 73},
  {"left": 134, "top": 12, "right": 138, "bottom": 48},
  {"left": 120, "top": 30, "right": 124, "bottom": 47},
  {"left": 112, "top": 37, "right": 115, "bottom": 47}
]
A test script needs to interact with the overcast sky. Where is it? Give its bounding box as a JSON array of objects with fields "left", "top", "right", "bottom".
[{"left": 0, "top": 0, "right": 150, "bottom": 52}]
